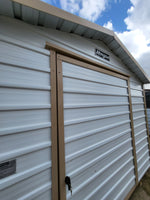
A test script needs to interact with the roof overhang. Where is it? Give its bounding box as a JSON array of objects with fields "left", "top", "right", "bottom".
[{"left": 0, "top": 0, "right": 149, "bottom": 83}]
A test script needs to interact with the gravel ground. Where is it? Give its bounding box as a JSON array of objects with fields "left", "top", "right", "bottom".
[{"left": 129, "top": 168, "right": 150, "bottom": 200}]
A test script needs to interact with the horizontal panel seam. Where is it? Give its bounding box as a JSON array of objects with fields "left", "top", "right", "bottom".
[
  {"left": 0, "top": 34, "right": 50, "bottom": 55},
  {"left": 130, "top": 87, "right": 143, "bottom": 92},
  {"left": 131, "top": 95, "right": 144, "bottom": 98},
  {"left": 68, "top": 147, "right": 132, "bottom": 178},
  {"left": 114, "top": 176, "right": 135, "bottom": 200},
  {"left": 0, "top": 104, "right": 51, "bottom": 111},
  {"left": 132, "top": 109, "right": 145, "bottom": 113},
  {"left": 66, "top": 127, "right": 131, "bottom": 144},
  {"left": 138, "top": 158, "right": 150, "bottom": 172},
  {"left": 138, "top": 161, "right": 150, "bottom": 181},
  {"left": 135, "top": 129, "right": 146, "bottom": 137},
  {"left": 132, "top": 102, "right": 144, "bottom": 105},
  {"left": 133, "top": 115, "right": 146, "bottom": 121},
  {"left": 66, "top": 137, "right": 131, "bottom": 162},
  {"left": 64, "top": 111, "right": 130, "bottom": 126},
  {"left": 137, "top": 150, "right": 149, "bottom": 163},
  {"left": 0, "top": 142, "right": 51, "bottom": 163},
  {"left": 134, "top": 122, "right": 146, "bottom": 129},
  {"left": 101, "top": 169, "right": 135, "bottom": 200},
  {"left": 18, "top": 182, "right": 52, "bottom": 200},
  {"left": 64, "top": 103, "right": 129, "bottom": 109},
  {"left": 65, "top": 120, "right": 130, "bottom": 144},
  {"left": 0, "top": 61, "right": 50, "bottom": 73},
  {"left": 84, "top": 167, "right": 134, "bottom": 200},
  {"left": 67, "top": 157, "right": 134, "bottom": 199},
  {"left": 63, "top": 73, "right": 128, "bottom": 89},
  {"left": 136, "top": 143, "right": 149, "bottom": 154},
  {"left": 0, "top": 82, "right": 51, "bottom": 90},
  {"left": 0, "top": 122, "right": 51, "bottom": 136},
  {"left": 136, "top": 135, "right": 148, "bottom": 146},
  {"left": 63, "top": 88, "right": 129, "bottom": 96}
]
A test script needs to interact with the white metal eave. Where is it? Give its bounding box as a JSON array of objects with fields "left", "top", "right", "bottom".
[{"left": 0, "top": 0, "right": 149, "bottom": 84}]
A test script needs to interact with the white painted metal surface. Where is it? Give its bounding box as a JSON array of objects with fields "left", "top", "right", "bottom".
[
  {"left": 0, "top": 38, "right": 52, "bottom": 199},
  {"left": 131, "top": 87, "right": 150, "bottom": 181},
  {"left": 62, "top": 61, "right": 135, "bottom": 200}
]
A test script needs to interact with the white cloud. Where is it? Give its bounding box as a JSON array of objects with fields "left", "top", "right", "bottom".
[
  {"left": 60, "top": 0, "right": 80, "bottom": 14},
  {"left": 117, "top": 29, "right": 149, "bottom": 59},
  {"left": 116, "top": 0, "right": 150, "bottom": 77},
  {"left": 79, "top": 0, "right": 106, "bottom": 22},
  {"left": 125, "top": 0, "right": 150, "bottom": 40},
  {"left": 60, "top": 0, "right": 107, "bottom": 22},
  {"left": 103, "top": 21, "right": 113, "bottom": 30}
]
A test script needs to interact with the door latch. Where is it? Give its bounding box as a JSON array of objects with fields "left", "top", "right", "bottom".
[{"left": 65, "top": 176, "right": 72, "bottom": 196}]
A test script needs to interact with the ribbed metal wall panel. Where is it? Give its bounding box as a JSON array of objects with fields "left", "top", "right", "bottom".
[
  {"left": 62, "top": 61, "right": 136, "bottom": 200},
  {"left": 131, "top": 84, "right": 150, "bottom": 181},
  {"left": 0, "top": 38, "right": 52, "bottom": 199}
]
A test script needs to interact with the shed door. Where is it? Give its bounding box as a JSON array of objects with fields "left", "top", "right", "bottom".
[{"left": 57, "top": 54, "right": 136, "bottom": 200}]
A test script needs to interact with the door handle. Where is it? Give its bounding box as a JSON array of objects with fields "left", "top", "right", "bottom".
[{"left": 65, "top": 176, "right": 72, "bottom": 196}]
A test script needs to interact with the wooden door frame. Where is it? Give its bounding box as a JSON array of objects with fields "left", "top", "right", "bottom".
[
  {"left": 57, "top": 55, "right": 66, "bottom": 200},
  {"left": 46, "top": 42, "right": 138, "bottom": 200},
  {"left": 50, "top": 50, "right": 59, "bottom": 200}
]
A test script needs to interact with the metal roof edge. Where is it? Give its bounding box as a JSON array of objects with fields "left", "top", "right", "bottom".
[{"left": 11, "top": 0, "right": 114, "bottom": 37}]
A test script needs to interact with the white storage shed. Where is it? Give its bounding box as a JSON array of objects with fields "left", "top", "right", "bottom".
[{"left": 0, "top": 0, "right": 150, "bottom": 200}]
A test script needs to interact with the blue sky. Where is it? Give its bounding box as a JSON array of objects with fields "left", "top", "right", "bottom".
[
  {"left": 41, "top": 0, "right": 150, "bottom": 78},
  {"left": 98, "top": 0, "right": 132, "bottom": 32}
]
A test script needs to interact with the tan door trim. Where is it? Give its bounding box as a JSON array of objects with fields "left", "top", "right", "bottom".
[
  {"left": 50, "top": 50, "right": 59, "bottom": 200},
  {"left": 56, "top": 55, "right": 66, "bottom": 200}
]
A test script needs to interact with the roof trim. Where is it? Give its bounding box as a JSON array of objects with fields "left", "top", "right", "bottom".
[
  {"left": 10, "top": 0, "right": 150, "bottom": 83},
  {"left": 11, "top": 0, "right": 113, "bottom": 36}
]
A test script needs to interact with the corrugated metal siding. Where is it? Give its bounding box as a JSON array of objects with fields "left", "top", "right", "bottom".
[
  {"left": 0, "top": 37, "right": 52, "bottom": 199},
  {"left": 62, "top": 61, "right": 135, "bottom": 200},
  {"left": 130, "top": 84, "right": 150, "bottom": 181}
]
